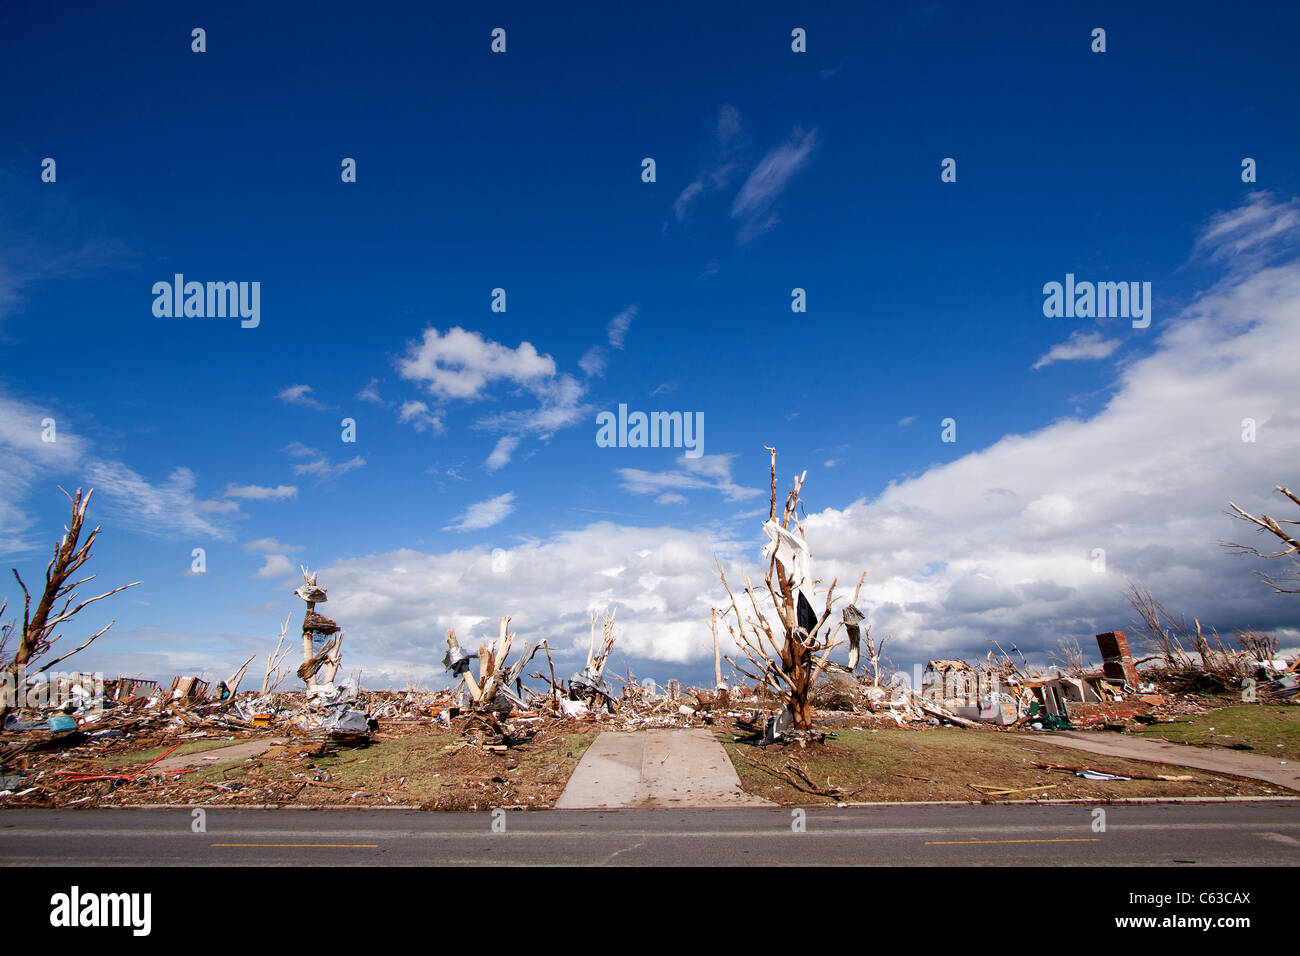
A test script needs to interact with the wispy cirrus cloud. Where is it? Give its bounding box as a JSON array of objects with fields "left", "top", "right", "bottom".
[
  {"left": 445, "top": 491, "right": 516, "bottom": 532},
  {"left": 83, "top": 461, "right": 239, "bottom": 540},
  {"left": 276, "top": 384, "right": 329, "bottom": 410},
  {"left": 357, "top": 379, "right": 386, "bottom": 404},
  {"left": 1032, "top": 330, "right": 1122, "bottom": 370},
  {"left": 223, "top": 483, "right": 297, "bottom": 500},
  {"left": 281, "top": 443, "right": 365, "bottom": 481},
  {"left": 1194, "top": 191, "right": 1300, "bottom": 270},
  {"left": 618, "top": 454, "right": 763, "bottom": 504},
  {"left": 0, "top": 388, "right": 86, "bottom": 551},
  {"left": 669, "top": 104, "right": 747, "bottom": 227},
  {"left": 731, "top": 127, "right": 817, "bottom": 243},
  {"left": 484, "top": 436, "right": 520, "bottom": 473},
  {"left": 607, "top": 305, "right": 635, "bottom": 349}
]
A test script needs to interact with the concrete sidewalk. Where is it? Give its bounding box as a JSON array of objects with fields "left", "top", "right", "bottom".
[
  {"left": 1046, "top": 731, "right": 1300, "bottom": 792},
  {"left": 148, "top": 738, "right": 288, "bottom": 775},
  {"left": 556, "top": 728, "right": 771, "bottom": 809}
]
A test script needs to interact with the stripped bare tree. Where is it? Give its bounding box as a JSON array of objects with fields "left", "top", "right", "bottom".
[
  {"left": 260, "top": 614, "right": 293, "bottom": 695},
  {"left": 294, "top": 568, "right": 344, "bottom": 695},
  {"left": 1225, "top": 486, "right": 1300, "bottom": 594},
  {"left": 0, "top": 488, "right": 140, "bottom": 723},
  {"left": 716, "top": 447, "right": 860, "bottom": 730},
  {"left": 444, "top": 616, "right": 543, "bottom": 711},
  {"left": 1050, "top": 637, "right": 1089, "bottom": 676}
]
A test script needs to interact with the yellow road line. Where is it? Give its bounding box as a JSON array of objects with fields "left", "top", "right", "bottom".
[
  {"left": 210, "top": 843, "right": 379, "bottom": 848},
  {"left": 925, "top": 837, "right": 1101, "bottom": 845}
]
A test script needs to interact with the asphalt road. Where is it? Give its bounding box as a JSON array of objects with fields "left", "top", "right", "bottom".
[{"left": 3, "top": 802, "right": 1299, "bottom": 866}]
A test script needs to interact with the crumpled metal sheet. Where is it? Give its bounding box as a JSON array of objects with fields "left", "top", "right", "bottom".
[
  {"left": 319, "top": 707, "right": 371, "bottom": 734},
  {"left": 569, "top": 665, "right": 615, "bottom": 703},
  {"left": 442, "top": 644, "right": 473, "bottom": 677}
]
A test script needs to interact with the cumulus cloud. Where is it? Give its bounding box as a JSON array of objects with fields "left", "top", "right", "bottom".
[
  {"left": 397, "top": 327, "right": 555, "bottom": 400},
  {"left": 398, "top": 400, "right": 443, "bottom": 433},
  {"left": 314, "top": 522, "right": 743, "bottom": 685},
  {"left": 393, "top": 326, "right": 592, "bottom": 461},
  {"left": 254, "top": 553, "right": 295, "bottom": 579},
  {"left": 1032, "top": 330, "right": 1122, "bottom": 370},
  {"left": 445, "top": 492, "right": 517, "bottom": 532},
  {"left": 799, "top": 195, "right": 1300, "bottom": 667}
]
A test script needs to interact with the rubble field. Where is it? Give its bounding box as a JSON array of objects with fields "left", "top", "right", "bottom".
[
  {"left": 720, "top": 726, "right": 1286, "bottom": 805},
  {"left": 0, "top": 707, "right": 598, "bottom": 810}
]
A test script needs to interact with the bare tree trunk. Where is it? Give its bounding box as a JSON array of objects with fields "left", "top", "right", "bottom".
[
  {"left": 710, "top": 608, "right": 723, "bottom": 688},
  {"left": 1, "top": 488, "right": 139, "bottom": 724}
]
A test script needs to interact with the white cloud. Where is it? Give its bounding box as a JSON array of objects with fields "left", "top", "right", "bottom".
[
  {"left": 83, "top": 462, "right": 238, "bottom": 540},
  {"left": 798, "top": 198, "right": 1300, "bottom": 666},
  {"left": 398, "top": 400, "right": 443, "bottom": 433},
  {"left": 476, "top": 373, "right": 590, "bottom": 438},
  {"left": 0, "top": 389, "right": 85, "bottom": 551},
  {"left": 254, "top": 553, "right": 295, "bottom": 579},
  {"left": 397, "top": 327, "right": 556, "bottom": 400},
  {"left": 484, "top": 436, "right": 520, "bottom": 473},
  {"left": 898, "top": 416, "right": 916, "bottom": 427},
  {"left": 607, "top": 306, "right": 636, "bottom": 349},
  {"left": 243, "top": 537, "right": 301, "bottom": 553},
  {"left": 445, "top": 492, "right": 517, "bottom": 532},
  {"left": 313, "top": 521, "right": 744, "bottom": 685},
  {"left": 618, "top": 455, "right": 763, "bottom": 504},
  {"left": 731, "top": 127, "right": 817, "bottom": 242},
  {"left": 357, "top": 379, "right": 385, "bottom": 404},
  {"left": 1032, "top": 330, "right": 1122, "bottom": 370},
  {"left": 578, "top": 346, "right": 607, "bottom": 378},
  {"left": 224, "top": 483, "right": 298, "bottom": 501},
  {"left": 277, "top": 384, "right": 328, "bottom": 409},
  {"left": 286, "top": 447, "right": 366, "bottom": 481},
  {"left": 1194, "top": 191, "right": 1300, "bottom": 269},
  {"left": 671, "top": 105, "right": 746, "bottom": 226}
]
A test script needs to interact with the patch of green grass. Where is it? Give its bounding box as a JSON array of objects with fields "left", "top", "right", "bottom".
[
  {"left": 99, "top": 737, "right": 239, "bottom": 769},
  {"left": 720, "top": 726, "right": 1280, "bottom": 804},
  {"left": 305, "top": 729, "right": 598, "bottom": 808},
  {"left": 1130, "top": 704, "right": 1300, "bottom": 762}
]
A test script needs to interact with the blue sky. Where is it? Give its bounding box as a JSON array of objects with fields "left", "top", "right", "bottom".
[{"left": 2, "top": 0, "right": 1299, "bottom": 689}]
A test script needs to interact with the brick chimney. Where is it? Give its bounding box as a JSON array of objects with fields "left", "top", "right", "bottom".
[{"left": 1096, "top": 631, "right": 1139, "bottom": 686}]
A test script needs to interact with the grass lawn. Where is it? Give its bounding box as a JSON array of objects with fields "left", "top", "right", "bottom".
[
  {"left": 720, "top": 727, "right": 1283, "bottom": 804},
  {"left": 97, "top": 737, "right": 244, "bottom": 769},
  {"left": 187, "top": 725, "right": 598, "bottom": 809},
  {"left": 1129, "top": 704, "right": 1300, "bottom": 763}
]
